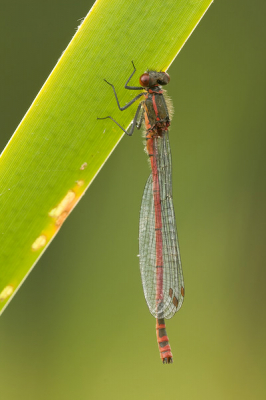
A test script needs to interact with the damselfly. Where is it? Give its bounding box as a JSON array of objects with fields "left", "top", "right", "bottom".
[{"left": 98, "top": 62, "right": 185, "bottom": 364}]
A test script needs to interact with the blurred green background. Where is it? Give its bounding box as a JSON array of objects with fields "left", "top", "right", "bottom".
[{"left": 1, "top": 0, "right": 266, "bottom": 399}]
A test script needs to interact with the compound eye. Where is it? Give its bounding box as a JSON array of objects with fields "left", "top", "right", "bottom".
[
  {"left": 139, "top": 73, "right": 149, "bottom": 87},
  {"left": 158, "top": 72, "right": 170, "bottom": 85},
  {"left": 164, "top": 72, "right": 170, "bottom": 84}
]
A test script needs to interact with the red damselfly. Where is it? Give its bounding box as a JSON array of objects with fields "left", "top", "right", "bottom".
[{"left": 98, "top": 62, "right": 185, "bottom": 364}]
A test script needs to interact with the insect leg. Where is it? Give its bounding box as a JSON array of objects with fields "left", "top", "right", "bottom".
[
  {"left": 136, "top": 108, "right": 145, "bottom": 129},
  {"left": 124, "top": 61, "right": 144, "bottom": 90},
  {"left": 97, "top": 102, "right": 143, "bottom": 136},
  {"left": 104, "top": 80, "right": 144, "bottom": 111}
]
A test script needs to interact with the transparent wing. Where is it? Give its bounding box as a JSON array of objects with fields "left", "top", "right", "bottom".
[
  {"left": 139, "top": 173, "right": 157, "bottom": 314},
  {"left": 139, "top": 132, "right": 184, "bottom": 319}
]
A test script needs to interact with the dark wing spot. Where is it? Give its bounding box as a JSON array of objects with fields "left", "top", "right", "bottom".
[{"left": 173, "top": 297, "right": 178, "bottom": 308}]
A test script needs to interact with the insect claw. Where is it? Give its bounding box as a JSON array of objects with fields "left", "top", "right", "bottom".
[
  {"left": 103, "top": 79, "right": 112, "bottom": 86},
  {"left": 97, "top": 116, "right": 110, "bottom": 120}
]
